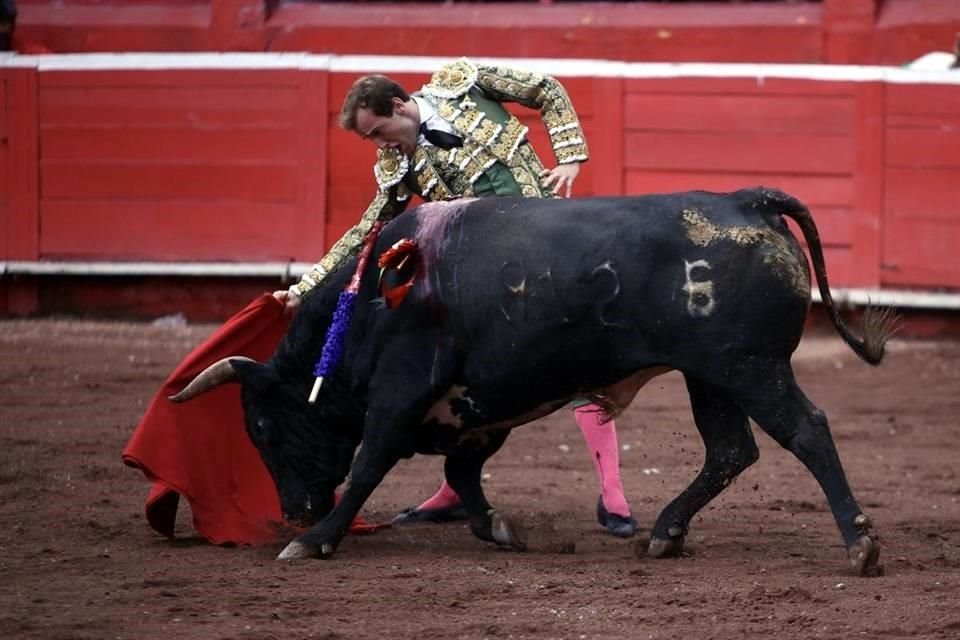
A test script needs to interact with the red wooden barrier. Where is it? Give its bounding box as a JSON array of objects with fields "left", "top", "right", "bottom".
[
  {"left": 12, "top": 0, "right": 960, "bottom": 66},
  {"left": 1, "top": 66, "right": 40, "bottom": 314},
  {"left": 36, "top": 67, "right": 328, "bottom": 262},
  {"left": 883, "top": 83, "right": 960, "bottom": 289}
]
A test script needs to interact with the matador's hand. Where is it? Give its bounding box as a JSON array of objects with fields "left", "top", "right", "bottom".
[
  {"left": 272, "top": 289, "right": 303, "bottom": 313},
  {"left": 539, "top": 162, "right": 581, "bottom": 198}
]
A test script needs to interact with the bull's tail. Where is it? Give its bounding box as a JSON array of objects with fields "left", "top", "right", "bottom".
[{"left": 751, "top": 188, "right": 899, "bottom": 365}]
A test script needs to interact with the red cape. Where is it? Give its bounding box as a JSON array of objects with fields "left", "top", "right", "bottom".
[{"left": 123, "top": 294, "right": 387, "bottom": 544}]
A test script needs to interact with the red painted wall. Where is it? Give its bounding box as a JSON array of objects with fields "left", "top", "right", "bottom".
[
  {"left": 12, "top": 0, "right": 960, "bottom": 66},
  {"left": 36, "top": 68, "right": 327, "bottom": 262},
  {"left": 882, "top": 83, "right": 960, "bottom": 289},
  {"left": 1, "top": 67, "right": 40, "bottom": 314}
]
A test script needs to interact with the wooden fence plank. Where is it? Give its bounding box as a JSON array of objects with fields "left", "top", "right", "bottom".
[{"left": 624, "top": 130, "right": 854, "bottom": 174}]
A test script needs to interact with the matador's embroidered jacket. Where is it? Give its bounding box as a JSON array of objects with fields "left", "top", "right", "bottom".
[{"left": 290, "top": 58, "right": 590, "bottom": 297}]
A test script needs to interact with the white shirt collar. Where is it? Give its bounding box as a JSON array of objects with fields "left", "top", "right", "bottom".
[{"left": 412, "top": 95, "right": 458, "bottom": 145}]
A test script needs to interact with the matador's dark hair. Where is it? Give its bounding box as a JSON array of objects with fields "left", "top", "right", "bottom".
[{"left": 339, "top": 75, "right": 410, "bottom": 131}]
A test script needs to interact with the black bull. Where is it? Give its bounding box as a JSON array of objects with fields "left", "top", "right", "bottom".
[{"left": 172, "top": 188, "right": 896, "bottom": 575}]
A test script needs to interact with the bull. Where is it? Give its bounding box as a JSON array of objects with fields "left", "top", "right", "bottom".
[{"left": 172, "top": 187, "right": 896, "bottom": 575}]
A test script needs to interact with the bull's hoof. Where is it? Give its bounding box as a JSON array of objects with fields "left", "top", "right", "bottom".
[
  {"left": 646, "top": 535, "right": 684, "bottom": 559},
  {"left": 277, "top": 540, "right": 317, "bottom": 561},
  {"left": 276, "top": 539, "right": 337, "bottom": 561},
  {"left": 848, "top": 535, "right": 883, "bottom": 577},
  {"left": 489, "top": 510, "right": 527, "bottom": 551}
]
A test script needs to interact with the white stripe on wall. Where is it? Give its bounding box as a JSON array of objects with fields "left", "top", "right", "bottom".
[
  {"left": 3, "top": 261, "right": 959, "bottom": 309},
  {"left": 2, "top": 52, "right": 959, "bottom": 85}
]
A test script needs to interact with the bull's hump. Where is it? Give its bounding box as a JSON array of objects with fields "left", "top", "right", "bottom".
[{"left": 414, "top": 199, "right": 477, "bottom": 249}]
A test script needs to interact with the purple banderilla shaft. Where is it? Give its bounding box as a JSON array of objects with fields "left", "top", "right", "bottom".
[{"left": 308, "top": 221, "right": 384, "bottom": 403}]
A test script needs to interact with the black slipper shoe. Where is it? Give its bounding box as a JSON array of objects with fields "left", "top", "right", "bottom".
[
  {"left": 392, "top": 502, "right": 469, "bottom": 524},
  {"left": 597, "top": 497, "right": 638, "bottom": 538}
]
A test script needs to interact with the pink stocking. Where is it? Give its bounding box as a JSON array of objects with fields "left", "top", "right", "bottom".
[
  {"left": 574, "top": 404, "right": 631, "bottom": 517},
  {"left": 416, "top": 479, "right": 461, "bottom": 510}
]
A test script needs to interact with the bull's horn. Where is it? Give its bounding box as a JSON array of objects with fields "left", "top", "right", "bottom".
[{"left": 168, "top": 356, "right": 256, "bottom": 403}]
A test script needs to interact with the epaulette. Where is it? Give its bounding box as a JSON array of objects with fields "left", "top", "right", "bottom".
[
  {"left": 373, "top": 147, "right": 409, "bottom": 191},
  {"left": 421, "top": 57, "right": 479, "bottom": 100}
]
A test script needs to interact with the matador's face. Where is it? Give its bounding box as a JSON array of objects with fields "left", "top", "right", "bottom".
[{"left": 355, "top": 98, "right": 419, "bottom": 157}]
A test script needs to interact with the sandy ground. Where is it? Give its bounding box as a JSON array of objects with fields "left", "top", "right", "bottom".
[{"left": 1, "top": 318, "right": 959, "bottom": 640}]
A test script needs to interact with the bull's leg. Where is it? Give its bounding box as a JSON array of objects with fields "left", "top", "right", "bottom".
[
  {"left": 647, "top": 374, "right": 759, "bottom": 559},
  {"left": 729, "top": 361, "right": 880, "bottom": 576},
  {"left": 277, "top": 424, "right": 406, "bottom": 560},
  {"left": 279, "top": 336, "right": 458, "bottom": 561},
  {"left": 443, "top": 429, "right": 527, "bottom": 551}
]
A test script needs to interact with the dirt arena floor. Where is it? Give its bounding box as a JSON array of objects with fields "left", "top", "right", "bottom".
[{"left": 1, "top": 317, "right": 959, "bottom": 640}]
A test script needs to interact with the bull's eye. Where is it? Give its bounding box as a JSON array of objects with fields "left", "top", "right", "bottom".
[{"left": 254, "top": 417, "right": 270, "bottom": 440}]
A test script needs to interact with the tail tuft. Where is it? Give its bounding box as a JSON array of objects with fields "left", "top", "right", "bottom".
[
  {"left": 857, "top": 304, "right": 901, "bottom": 365},
  {"left": 764, "top": 189, "right": 901, "bottom": 368}
]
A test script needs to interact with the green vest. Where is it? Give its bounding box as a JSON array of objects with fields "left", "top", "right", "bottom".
[{"left": 468, "top": 89, "right": 524, "bottom": 197}]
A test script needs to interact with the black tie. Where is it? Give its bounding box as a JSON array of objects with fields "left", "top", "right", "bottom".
[{"left": 419, "top": 123, "right": 462, "bottom": 150}]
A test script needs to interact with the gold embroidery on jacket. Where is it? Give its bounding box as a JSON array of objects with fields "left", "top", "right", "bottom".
[
  {"left": 426, "top": 142, "right": 499, "bottom": 192},
  {"left": 433, "top": 101, "right": 528, "bottom": 166},
  {"left": 411, "top": 147, "right": 454, "bottom": 200},
  {"left": 512, "top": 144, "right": 553, "bottom": 199},
  {"left": 489, "top": 119, "right": 529, "bottom": 162},
  {"left": 422, "top": 58, "right": 479, "bottom": 99},
  {"left": 374, "top": 148, "right": 409, "bottom": 191},
  {"left": 436, "top": 101, "right": 463, "bottom": 123}
]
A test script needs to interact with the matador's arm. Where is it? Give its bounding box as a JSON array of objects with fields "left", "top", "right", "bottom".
[
  {"left": 473, "top": 63, "right": 589, "bottom": 165},
  {"left": 289, "top": 149, "right": 412, "bottom": 297}
]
